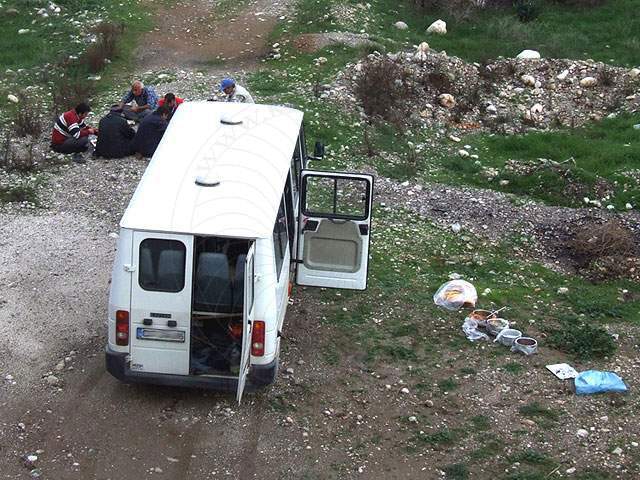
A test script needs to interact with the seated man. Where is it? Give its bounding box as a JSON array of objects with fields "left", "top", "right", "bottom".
[
  {"left": 94, "top": 105, "right": 136, "bottom": 159},
  {"left": 132, "top": 105, "right": 170, "bottom": 158},
  {"left": 51, "top": 102, "right": 97, "bottom": 163},
  {"left": 219, "top": 78, "right": 254, "bottom": 103},
  {"left": 157, "top": 93, "right": 184, "bottom": 121},
  {"left": 118, "top": 80, "right": 158, "bottom": 122}
]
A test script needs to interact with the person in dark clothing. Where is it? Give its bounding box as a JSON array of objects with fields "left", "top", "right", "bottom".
[
  {"left": 132, "top": 105, "right": 170, "bottom": 158},
  {"left": 94, "top": 105, "right": 136, "bottom": 159}
]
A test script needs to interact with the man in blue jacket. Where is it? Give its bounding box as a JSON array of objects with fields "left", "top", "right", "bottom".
[
  {"left": 118, "top": 80, "right": 158, "bottom": 122},
  {"left": 132, "top": 105, "right": 170, "bottom": 158}
]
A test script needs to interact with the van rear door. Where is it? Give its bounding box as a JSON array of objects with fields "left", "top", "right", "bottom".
[
  {"left": 295, "top": 171, "right": 373, "bottom": 290},
  {"left": 130, "top": 232, "right": 193, "bottom": 375},
  {"left": 237, "top": 243, "right": 255, "bottom": 403}
]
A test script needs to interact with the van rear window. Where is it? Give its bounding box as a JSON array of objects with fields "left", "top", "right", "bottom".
[{"left": 139, "top": 239, "right": 186, "bottom": 292}]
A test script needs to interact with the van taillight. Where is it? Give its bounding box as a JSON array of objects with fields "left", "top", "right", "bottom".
[
  {"left": 115, "top": 310, "right": 129, "bottom": 346},
  {"left": 251, "top": 321, "right": 265, "bottom": 356}
]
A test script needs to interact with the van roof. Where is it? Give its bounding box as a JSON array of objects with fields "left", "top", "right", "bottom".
[{"left": 120, "top": 102, "right": 304, "bottom": 238}]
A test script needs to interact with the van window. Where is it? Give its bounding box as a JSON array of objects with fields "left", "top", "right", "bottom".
[
  {"left": 139, "top": 239, "right": 186, "bottom": 292},
  {"left": 303, "top": 175, "right": 370, "bottom": 220},
  {"left": 273, "top": 197, "right": 288, "bottom": 280}
]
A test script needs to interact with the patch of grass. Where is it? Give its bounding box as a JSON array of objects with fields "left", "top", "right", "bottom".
[
  {"left": 519, "top": 402, "right": 560, "bottom": 428},
  {"left": 575, "top": 469, "right": 612, "bottom": 480},
  {"left": 470, "top": 414, "right": 490, "bottom": 432},
  {"left": 502, "top": 362, "right": 525, "bottom": 374},
  {"left": 414, "top": 428, "right": 459, "bottom": 447},
  {"left": 438, "top": 378, "right": 459, "bottom": 392},
  {"left": 459, "top": 367, "right": 476, "bottom": 375},
  {"left": 0, "top": 183, "right": 39, "bottom": 204},
  {"left": 470, "top": 438, "right": 504, "bottom": 460},
  {"left": 434, "top": 113, "right": 640, "bottom": 209},
  {"left": 546, "top": 317, "right": 617, "bottom": 360},
  {"left": 443, "top": 463, "right": 469, "bottom": 480},
  {"left": 509, "top": 449, "right": 557, "bottom": 467}
]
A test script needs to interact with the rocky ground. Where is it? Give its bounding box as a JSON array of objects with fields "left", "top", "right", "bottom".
[{"left": 1, "top": 1, "right": 640, "bottom": 479}]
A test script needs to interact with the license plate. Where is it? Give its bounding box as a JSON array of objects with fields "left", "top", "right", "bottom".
[{"left": 136, "top": 327, "right": 185, "bottom": 343}]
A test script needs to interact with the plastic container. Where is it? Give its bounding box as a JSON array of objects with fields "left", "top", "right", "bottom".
[
  {"left": 495, "top": 328, "right": 522, "bottom": 346},
  {"left": 512, "top": 336, "right": 538, "bottom": 355},
  {"left": 467, "top": 309, "right": 497, "bottom": 327},
  {"left": 486, "top": 318, "right": 509, "bottom": 336}
]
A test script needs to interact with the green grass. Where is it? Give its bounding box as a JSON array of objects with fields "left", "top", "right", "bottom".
[
  {"left": 546, "top": 317, "right": 617, "bottom": 360},
  {"left": 502, "top": 362, "right": 525, "bottom": 374},
  {"left": 433, "top": 113, "right": 640, "bottom": 208},
  {"left": 518, "top": 402, "right": 560, "bottom": 429},
  {"left": 443, "top": 463, "right": 469, "bottom": 480},
  {"left": 0, "top": 0, "right": 151, "bottom": 70}
]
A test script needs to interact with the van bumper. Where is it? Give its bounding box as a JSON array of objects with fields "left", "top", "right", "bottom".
[{"left": 105, "top": 346, "right": 278, "bottom": 393}]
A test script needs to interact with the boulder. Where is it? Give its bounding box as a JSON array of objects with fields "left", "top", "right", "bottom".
[
  {"left": 580, "top": 76, "right": 597, "bottom": 87},
  {"left": 438, "top": 93, "right": 456, "bottom": 109},
  {"left": 5, "top": 8, "right": 19, "bottom": 16},
  {"left": 520, "top": 74, "right": 536, "bottom": 87},
  {"left": 7, "top": 94, "right": 19, "bottom": 103},
  {"left": 427, "top": 19, "right": 447, "bottom": 35},
  {"left": 516, "top": 49, "right": 541, "bottom": 60},
  {"left": 486, "top": 104, "right": 497, "bottom": 114},
  {"left": 394, "top": 21, "right": 408, "bottom": 30},
  {"left": 629, "top": 68, "right": 640, "bottom": 79},
  {"left": 556, "top": 69, "right": 569, "bottom": 81},
  {"left": 530, "top": 103, "right": 544, "bottom": 114}
]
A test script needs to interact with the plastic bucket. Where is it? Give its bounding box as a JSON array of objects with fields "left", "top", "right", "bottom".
[
  {"left": 486, "top": 318, "right": 509, "bottom": 336},
  {"left": 512, "top": 337, "right": 538, "bottom": 355},
  {"left": 496, "top": 328, "right": 522, "bottom": 346}
]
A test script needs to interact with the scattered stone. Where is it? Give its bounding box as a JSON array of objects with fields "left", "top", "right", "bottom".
[
  {"left": 448, "top": 135, "right": 461, "bottom": 142},
  {"left": 6, "top": 8, "right": 19, "bottom": 16},
  {"left": 557, "top": 287, "right": 569, "bottom": 295},
  {"left": 394, "top": 21, "right": 408, "bottom": 30},
  {"left": 7, "top": 94, "right": 19, "bottom": 104},
  {"left": 566, "top": 467, "right": 576, "bottom": 474},
  {"left": 458, "top": 149, "right": 470, "bottom": 158},
  {"left": 285, "top": 367, "right": 294, "bottom": 375},
  {"left": 557, "top": 69, "right": 569, "bottom": 81},
  {"left": 486, "top": 104, "right": 497, "bottom": 114},
  {"left": 400, "top": 387, "right": 410, "bottom": 394},
  {"left": 427, "top": 19, "right": 447, "bottom": 35},
  {"left": 576, "top": 428, "right": 589, "bottom": 438},
  {"left": 613, "top": 447, "right": 623, "bottom": 455},
  {"left": 17, "top": 29, "right": 30, "bottom": 34},
  {"left": 438, "top": 93, "right": 456, "bottom": 109},
  {"left": 516, "top": 49, "right": 541, "bottom": 60},
  {"left": 414, "top": 42, "right": 430, "bottom": 62},
  {"left": 521, "top": 74, "right": 536, "bottom": 87},
  {"left": 45, "top": 375, "right": 59, "bottom": 386},
  {"left": 580, "top": 76, "right": 597, "bottom": 87},
  {"left": 629, "top": 68, "right": 640, "bottom": 79},
  {"left": 451, "top": 222, "right": 461, "bottom": 233},
  {"left": 408, "top": 415, "right": 418, "bottom": 423},
  {"left": 424, "top": 400, "right": 434, "bottom": 407},
  {"left": 55, "top": 361, "right": 65, "bottom": 371}
]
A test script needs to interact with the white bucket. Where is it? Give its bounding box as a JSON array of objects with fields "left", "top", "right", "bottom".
[
  {"left": 512, "top": 337, "right": 538, "bottom": 355},
  {"left": 495, "top": 328, "right": 522, "bottom": 346}
]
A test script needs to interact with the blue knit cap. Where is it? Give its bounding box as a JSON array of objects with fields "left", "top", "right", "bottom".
[{"left": 220, "top": 78, "right": 235, "bottom": 92}]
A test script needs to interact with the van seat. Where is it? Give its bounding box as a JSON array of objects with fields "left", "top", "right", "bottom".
[
  {"left": 139, "top": 246, "right": 155, "bottom": 286},
  {"left": 157, "top": 249, "right": 186, "bottom": 291},
  {"left": 194, "top": 252, "right": 233, "bottom": 312},
  {"left": 232, "top": 254, "right": 246, "bottom": 311}
]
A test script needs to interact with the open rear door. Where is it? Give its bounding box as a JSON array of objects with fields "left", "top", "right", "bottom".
[
  {"left": 296, "top": 170, "right": 373, "bottom": 290},
  {"left": 237, "top": 243, "right": 255, "bottom": 403}
]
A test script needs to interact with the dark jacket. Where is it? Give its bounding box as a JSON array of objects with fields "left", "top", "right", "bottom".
[
  {"left": 132, "top": 112, "right": 168, "bottom": 158},
  {"left": 94, "top": 111, "right": 136, "bottom": 158}
]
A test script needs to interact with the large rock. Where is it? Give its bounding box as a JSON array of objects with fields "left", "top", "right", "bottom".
[
  {"left": 438, "top": 93, "right": 456, "bottom": 109},
  {"left": 5, "top": 8, "right": 19, "bottom": 16},
  {"left": 580, "top": 76, "right": 597, "bottom": 87},
  {"left": 516, "top": 49, "right": 541, "bottom": 60},
  {"left": 427, "top": 19, "right": 447, "bottom": 35},
  {"left": 629, "top": 68, "right": 640, "bottom": 79},
  {"left": 413, "top": 42, "right": 430, "bottom": 62},
  {"left": 394, "top": 21, "right": 408, "bottom": 30}
]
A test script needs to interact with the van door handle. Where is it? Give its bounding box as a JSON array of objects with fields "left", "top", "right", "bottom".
[
  {"left": 358, "top": 224, "right": 369, "bottom": 235},
  {"left": 124, "top": 264, "right": 136, "bottom": 272}
]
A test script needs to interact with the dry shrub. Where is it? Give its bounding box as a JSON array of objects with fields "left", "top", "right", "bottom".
[
  {"left": 0, "top": 133, "right": 38, "bottom": 172},
  {"left": 569, "top": 220, "right": 638, "bottom": 280},
  {"left": 11, "top": 93, "right": 44, "bottom": 138},
  {"left": 51, "top": 73, "right": 95, "bottom": 114},
  {"left": 81, "top": 22, "right": 124, "bottom": 73},
  {"left": 354, "top": 56, "right": 415, "bottom": 128},
  {"left": 597, "top": 65, "right": 616, "bottom": 87}
]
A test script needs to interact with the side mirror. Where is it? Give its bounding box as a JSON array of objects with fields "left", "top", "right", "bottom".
[{"left": 308, "top": 140, "right": 325, "bottom": 161}]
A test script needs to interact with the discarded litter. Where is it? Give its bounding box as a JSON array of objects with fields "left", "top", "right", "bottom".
[
  {"left": 433, "top": 280, "right": 477, "bottom": 311},
  {"left": 575, "top": 370, "right": 628, "bottom": 395},
  {"left": 462, "top": 318, "right": 489, "bottom": 342},
  {"left": 467, "top": 309, "right": 497, "bottom": 327},
  {"left": 494, "top": 328, "right": 522, "bottom": 346},
  {"left": 546, "top": 363, "right": 579, "bottom": 380},
  {"left": 633, "top": 124, "right": 640, "bottom": 130},
  {"left": 511, "top": 336, "right": 538, "bottom": 355}
]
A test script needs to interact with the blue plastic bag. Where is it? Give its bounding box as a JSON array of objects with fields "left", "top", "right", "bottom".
[{"left": 575, "top": 370, "right": 628, "bottom": 395}]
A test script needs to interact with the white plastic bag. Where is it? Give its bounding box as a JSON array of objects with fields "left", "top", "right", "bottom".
[
  {"left": 433, "top": 280, "right": 477, "bottom": 311},
  {"left": 462, "top": 318, "right": 489, "bottom": 342}
]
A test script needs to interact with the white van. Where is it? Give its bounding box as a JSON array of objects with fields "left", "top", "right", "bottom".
[{"left": 106, "top": 102, "right": 373, "bottom": 401}]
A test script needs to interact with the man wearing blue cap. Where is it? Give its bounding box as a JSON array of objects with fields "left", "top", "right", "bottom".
[{"left": 219, "top": 78, "right": 254, "bottom": 103}]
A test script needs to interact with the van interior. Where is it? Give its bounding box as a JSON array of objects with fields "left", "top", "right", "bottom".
[{"left": 191, "top": 236, "right": 250, "bottom": 377}]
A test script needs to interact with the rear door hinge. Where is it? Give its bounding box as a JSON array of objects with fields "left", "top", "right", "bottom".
[{"left": 123, "top": 264, "right": 136, "bottom": 272}]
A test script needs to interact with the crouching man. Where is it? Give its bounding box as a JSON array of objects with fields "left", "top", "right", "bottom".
[
  {"left": 132, "top": 105, "right": 170, "bottom": 158},
  {"left": 51, "top": 102, "right": 97, "bottom": 163}
]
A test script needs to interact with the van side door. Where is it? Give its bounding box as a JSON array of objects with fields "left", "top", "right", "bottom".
[
  {"left": 237, "top": 243, "right": 255, "bottom": 403},
  {"left": 295, "top": 170, "right": 373, "bottom": 290}
]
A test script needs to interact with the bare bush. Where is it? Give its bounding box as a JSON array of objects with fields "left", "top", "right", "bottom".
[
  {"left": 10, "top": 93, "right": 44, "bottom": 138},
  {"left": 569, "top": 220, "right": 638, "bottom": 280},
  {"left": 81, "top": 22, "right": 124, "bottom": 73},
  {"left": 354, "top": 56, "right": 416, "bottom": 128},
  {"left": 0, "top": 133, "right": 39, "bottom": 173},
  {"left": 51, "top": 72, "right": 95, "bottom": 114}
]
